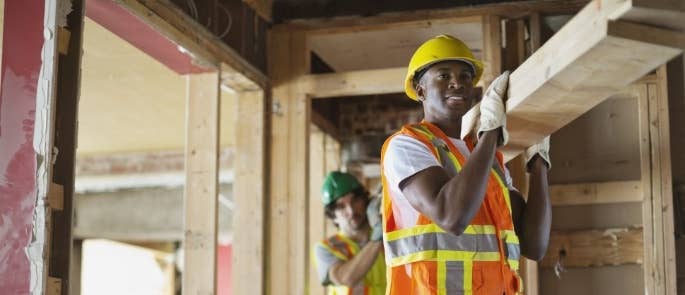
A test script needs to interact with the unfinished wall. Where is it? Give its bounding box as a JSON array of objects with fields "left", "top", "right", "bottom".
[{"left": 542, "top": 91, "right": 644, "bottom": 294}]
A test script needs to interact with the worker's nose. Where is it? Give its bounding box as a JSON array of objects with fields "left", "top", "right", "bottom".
[{"left": 343, "top": 204, "right": 354, "bottom": 217}]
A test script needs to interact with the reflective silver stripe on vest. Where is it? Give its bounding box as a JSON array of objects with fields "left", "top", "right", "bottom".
[
  {"left": 385, "top": 232, "right": 500, "bottom": 260},
  {"left": 491, "top": 159, "right": 506, "bottom": 185},
  {"left": 505, "top": 242, "right": 521, "bottom": 260},
  {"left": 446, "top": 261, "right": 465, "bottom": 294},
  {"left": 413, "top": 125, "right": 461, "bottom": 175}
]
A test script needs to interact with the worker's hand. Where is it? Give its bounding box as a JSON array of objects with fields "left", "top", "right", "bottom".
[
  {"left": 478, "top": 71, "right": 510, "bottom": 146},
  {"left": 366, "top": 196, "right": 383, "bottom": 241},
  {"left": 525, "top": 136, "right": 551, "bottom": 171}
]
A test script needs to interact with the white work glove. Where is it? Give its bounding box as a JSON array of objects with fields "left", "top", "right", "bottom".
[
  {"left": 478, "top": 71, "right": 510, "bottom": 146},
  {"left": 366, "top": 196, "right": 383, "bottom": 241},
  {"left": 525, "top": 136, "right": 551, "bottom": 171}
]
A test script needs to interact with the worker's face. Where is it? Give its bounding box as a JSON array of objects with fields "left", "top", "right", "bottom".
[
  {"left": 332, "top": 193, "right": 368, "bottom": 232},
  {"left": 416, "top": 61, "right": 475, "bottom": 120}
]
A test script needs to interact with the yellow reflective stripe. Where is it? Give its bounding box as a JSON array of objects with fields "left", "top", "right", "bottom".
[
  {"left": 319, "top": 242, "right": 349, "bottom": 261},
  {"left": 502, "top": 230, "right": 519, "bottom": 244},
  {"left": 463, "top": 260, "right": 473, "bottom": 295},
  {"left": 508, "top": 259, "right": 519, "bottom": 271},
  {"left": 490, "top": 166, "right": 512, "bottom": 213},
  {"left": 335, "top": 234, "right": 360, "bottom": 254},
  {"left": 388, "top": 250, "right": 501, "bottom": 267},
  {"left": 445, "top": 148, "right": 463, "bottom": 170},
  {"left": 385, "top": 224, "right": 497, "bottom": 241},
  {"left": 438, "top": 261, "right": 447, "bottom": 295}
]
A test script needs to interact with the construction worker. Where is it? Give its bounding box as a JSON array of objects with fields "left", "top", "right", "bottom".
[
  {"left": 313, "top": 171, "right": 386, "bottom": 295},
  {"left": 380, "top": 35, "right": 552, "bottom": 294}
]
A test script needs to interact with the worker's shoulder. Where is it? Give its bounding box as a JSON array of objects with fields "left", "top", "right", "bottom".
[{"left": 317, "top": 234, "right": 351, "bottom": 250}]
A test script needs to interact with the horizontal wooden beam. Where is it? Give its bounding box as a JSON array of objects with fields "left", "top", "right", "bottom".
[
  {"left": 302, "top": 67, "right": 405, "bottom": 98},
  {"left": 550, "top": 181, "right": 643, "bottom": 206},
  {"left": 115, "top": 0, "right": 267, "bottom": 90},
  {"left": 275, "top": 0, "right": 588, "bottom": 34},
  {"left": 541, "top": 227, "right": 643, "bottom": 268},
  {"left": 463, "top": 0, "right": 685, "bottom": 161}
]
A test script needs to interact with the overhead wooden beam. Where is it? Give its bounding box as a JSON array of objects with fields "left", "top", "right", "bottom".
[
  {"left": 115, "top": 0, "right": 267, "bottom": 90},
  {"left": 302, "top": 67, "right": 405, "bottom": 98},
  {"left": 275, "top": 0, "right": 588, "bottom": 34},
  {"left": 540, "top": 227, "right": 644, "bottom": 268},
  {"left": 462, "top": 0, "right": 685, "bottom": 161},
  {"left": 183, "top": 72, "right": 221, "bottom": 295},
  {"left": 550, "top": 181, "right": 644, "bottom": 206}
]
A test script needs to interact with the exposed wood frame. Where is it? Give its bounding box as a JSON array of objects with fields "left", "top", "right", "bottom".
[
  {"left": 183, "top": 72, "right": 221, "bottom": 295},
  {"left": 482, "top": 15, "right": 502, "bottom": 89},
  {"left": 115, "top": 0, "right": 267, "bottom": 90},
  {"left": 638, "top": 66, "right": 678, "bottom": 295},
  {"left": 268, "top": 30, "right": 311, "bottom": 295},
  {"left": 233, "top": 89, "right": 267, "bottom": 295},
  {"left": 301, "top": 67, "right": 405, "bottom": 99},
  {"left": 550, "top": 181, "right": 644, "bottom": 206},
  {"left": 275, "top": 0, "right": 588, "bottom": 34},
  {"left": 540, "top": 227, "right": 644, "bottom": 268},
  {"left": 308, "top": 126, "right": 327, "bottom": 295}
]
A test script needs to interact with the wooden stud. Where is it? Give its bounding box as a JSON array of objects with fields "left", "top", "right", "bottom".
[
  {"left": 550, "top": 181, "right": 644, "bottom": 206},
  {"left": 301, "top": 67, "right": 405, "bottom": 99},
  {"left": 233, "top": 90, "right": 266, "bottom": 295},
  {"left": 540, "top": 227, "right": 644, "bottom": 268},
  {"left": 183, "top": 72, "right": 220, "bottom": 295},
  {"left": 482, "top": 15, "right": 502, "bottom": 89},
  {"left": 268, "top": 29, "right": 310, "bottom": 295},
  {"left": 308, "top": 126, "right": 327, "bottom": 295}
]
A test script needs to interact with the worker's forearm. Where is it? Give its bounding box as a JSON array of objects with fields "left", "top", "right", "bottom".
[
  {"left": 330, "top": 241, "right": 383, "bottom": 287},
  {"left": 520, "top": 158, "right": 551, "bottom": 260},
  {"left": 437, "top": 129, "right": 499, "bottom": 235}
]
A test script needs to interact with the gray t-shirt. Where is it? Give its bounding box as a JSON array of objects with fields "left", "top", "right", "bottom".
[{"left": 314, "top": 234, "right": 366, "bottom": 285}]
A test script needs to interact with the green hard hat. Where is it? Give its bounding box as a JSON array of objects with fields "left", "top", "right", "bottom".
[{"left": 321, "top": 171, "right": 362, "bottom": 206}]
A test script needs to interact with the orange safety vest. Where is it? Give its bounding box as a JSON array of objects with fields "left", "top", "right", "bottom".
[{"left": 380, "top": 122, "right": 522, "bottom": 295}]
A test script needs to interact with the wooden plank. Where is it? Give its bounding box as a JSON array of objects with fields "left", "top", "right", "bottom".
[
  {"left": 275, "top": 0, "right": 587, "bottom": 34},
  {"left": 288, "top": 30, "right": 311, "bottom": 295},
  {"left": 651, "top": 67, "right": 677, "bottom": 294},
  {"left": 308, "top": 126, "right": 327, "bottom": 295},
  {"left": 311, "top": 110, "right": 341, "bottom": 142},
  {"left": 233, "top": 90, "right": 266, "bottom": 295},
  {"left": 302, "top": 67, "right": 405, "bottom": 98},
  {"left": 540, "top": 227, "right": 644, "bottom": 268},
  {"left": 183, "top": 72, "right": 220, "bottom": 295},
  {"left": 550, "top": 181, "right": 644, "bottom": 206},
  {"left": 482, "top": 15, "right": 502, "bottom": 88},
  {"left": 115, "top": 0, "right": 267, "bottom": 90},
  {"left": 268, "top": 30, "right": 310, "bottom": 295},
  {"left": 464, "top": 6, "right": 685, "bottom": 161},
  {"left": 637, "top": 81, "right": 657, "bottom": 295}
]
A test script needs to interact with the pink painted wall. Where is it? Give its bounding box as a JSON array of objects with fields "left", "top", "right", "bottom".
[
  {"left": 217, "top": 243, "right": 233, "bottom": 295},
  {"left": 0, "top": 0, "right": 44, "bottom": 294}
]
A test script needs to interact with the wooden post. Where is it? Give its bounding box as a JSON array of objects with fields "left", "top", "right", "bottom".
[
  {"left": 638, "top": 66, "right": 677, "bottom": 295},
  {"left": 482, "top": 15, "right": 502, "bottom": 89},
  {"left": 233, "top": 90, "right": 266, "bottom": 295},
  {"left": 309, "top": 126, "right": 327, "bottom": 295},
  {"left": 268, "top": 30, "right": 311, "bottom": 295},
  {"left": 183, "top": 72, "right": 221, "bottom": 295}
]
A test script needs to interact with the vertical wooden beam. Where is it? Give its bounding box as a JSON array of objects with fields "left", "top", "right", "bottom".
[
  {"left": 268, "top": 29, "right": 310, "bottom": 295},
  {"left": 639, "top": 66, "right": 677, "bottom": 295},
  {"left": 482, "top": 15, "right": 502, "bottom": 88},
  {"left": 233, "top": 89, "right": 266, "bottom": 295},
  {"left": 308, "top": 126, "right": 327, "bottom": 295},
  {"left": 183, "top": 72, "right": 221, "bottom": 295},
  {"left": 51, "top": 1, "right": 85, "bottom": 294}
]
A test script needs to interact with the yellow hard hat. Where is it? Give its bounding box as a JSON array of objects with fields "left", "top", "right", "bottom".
[{"left": 404, "top": 34, "right": 483, "bottom": 100}]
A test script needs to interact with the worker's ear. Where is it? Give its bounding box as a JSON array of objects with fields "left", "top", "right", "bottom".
[{"left": 416, "top": 84, "right": 426, "bottom": 102}]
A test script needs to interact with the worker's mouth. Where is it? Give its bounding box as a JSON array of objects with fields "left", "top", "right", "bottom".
[{"left": 445, "top": 96, "right": 466, "bottom": 107}]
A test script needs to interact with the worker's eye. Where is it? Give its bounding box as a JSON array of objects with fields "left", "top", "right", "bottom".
[
  {"left": 460, "top": 72, "right": 473, "bottom": 81},
  {"left": 437, "top": 74, "right": 449, "bottom": 80}
]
